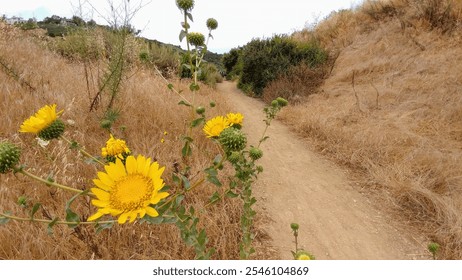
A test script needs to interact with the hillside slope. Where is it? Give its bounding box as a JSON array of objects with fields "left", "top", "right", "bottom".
[{"left": 279, "top": 6, "right": 462, "bottom": 259}]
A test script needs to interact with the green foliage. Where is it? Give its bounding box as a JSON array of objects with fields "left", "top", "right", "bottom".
[
  {"left": 236, "top": 35, "right": 327, "bottom": 96},
  {"left": 53, "top": 28, "right": 104, "bottom": 61},
  {"left": 222, "top": 47, "right": 242, "bottom": 80}
]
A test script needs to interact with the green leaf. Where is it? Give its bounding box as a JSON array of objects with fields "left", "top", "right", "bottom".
[
  {"left": 181, "top": 175, "right": 191, "bottom": 190},
  {"left": 207, "top": 176, "right": 222, "bottom": 187},
  {"left": 143, "top": 216, "right": 164, "bottom": 224},
  {"left": 64, "top": 190, "right": 87, "bottom": 228},
  {"left": 178, "top": 100, "right": 192, "bottom": 107},
  {"left": 167, "top": 83, "right": 174, "bottom": 90},
  {"left": 70, "top": 141, "right": 79, "bottom": 149},
  {"left": 30, "top": 203, "right": 41, "bottom": 219},
  {"left": 186, "top": 12, "right": 194, "bottom": 22},
  {"left": 172, "top": 174, "right": 180, "bottom": 185},
  {"left": 179, "top": 29, "right": 187, "bottom": 42},
  {"left": 189, "top": 206, "right": 195, "bottom": 216},
  {"left": 47, "top": 217, "right": 59, "bottom": 235},
  {"left": 204, "top": 167, "right": 218, "bottom": 177},
  {"left": 197, "top": 229, "right": 207, "bottom": 247},
  {"left": 213, "top": 154, "right": 222, "bottom": 165},
  {"left": 95, "top": 222, "right": 114, "bottom": 234},
  {"left": 191, "top": 117, "right": 204, "bottom": 128},
  {"left": 0, "top": 215, "right": 10, "bottom": 225},
  {"left": 208, "top": 191, "right": 221, "bottom": 204},
  {"left": 175, "top": 194, "right": 185, "bottom": 206},
  {"left": 65, "top": 209, "right": 80, "bottom": 228},
  {"left": 182, "top": 141, "right": 192, "bottom": 157},
  {"left": 259, "top": 136, "right": 270, "bottom": 143},
  {"left": 226, "top": 190, "right": 239, "bottom": 198}
]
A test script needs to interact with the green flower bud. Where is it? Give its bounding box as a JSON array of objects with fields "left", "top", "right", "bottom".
[
  {"left": 176, "top": 0, "right": 194, "bottom": 11},
  {"left": 228, "top": 151, "right": 241, "bottom": 164},
  {"left": 256, "top": 165, "right": 263, "bottom": 173},
  {"left": 209, "top": 101, "right": 216, "bottom": 108},
  {"left": 219, "top": 127, "right": 247, "bottom": 152},
  {"left": 37, "top": 119, "right": 65, "bottom": 141},
  {"left": 271, "top": 100, "right": 279, "bottom": 107},
  {"left": 0, "top": 141, "right": 21, "bottom": 174},
  {"left": 187, "top": 32, "right": 205, "bottom": 47},
  {"left": 276, "top": 97, "right": 289, "bottom": 107},
  {"left": 100, "top": 119, "right": 112, "bottom": 129},
  {"left": 196, "top": 106, "right": 205, "bottom": 114},
  {"left": 206, "top": 18, "right": 218, "bottom": 30},
  {"left": 249, "top": 147, "right": 263, "bottom": 161},
  {"left": 17, "top": 196, "right": 27, "bottom": 207},
  {"left": 290, "top": 223, "right": 299, "bottom": 231}
]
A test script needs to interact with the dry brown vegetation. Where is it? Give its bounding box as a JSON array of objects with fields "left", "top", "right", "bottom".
[
  {"left": 0, "top": 22, "right": 275, "bottom": 260},
  {"left": 274, "top": 0, "right": 462, "bottom": 259}
]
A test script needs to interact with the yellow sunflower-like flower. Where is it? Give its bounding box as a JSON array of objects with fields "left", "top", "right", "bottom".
[
  {"left": 203, "top": 116, "right": 230, "bottom": 138},
  {"left": 19, "top": 104, "right": 65, "bottom": 140},
  {"left": 101, "top": 134, "right": 131, "bottom": 161},
  {"left": 295, "top": 250, "right": 315, "bottom": 260},
  {"left": 88, "top": 155, "right": 169, "bottom": 224},
  {"left": 226, "top": 112, "right": 244, "bottom": 128}
]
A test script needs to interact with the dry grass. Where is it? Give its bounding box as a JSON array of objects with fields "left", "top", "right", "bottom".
[
  {"left": 278, "top": 0, "right": 462, "bottom": 259},
  {"left": 0, "top": 22, "right": 274, "bottom": 260}
]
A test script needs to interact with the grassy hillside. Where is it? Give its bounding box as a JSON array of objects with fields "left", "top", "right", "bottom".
[
  {"left": 0, "top": 21, "right": 257, "bottom": 259},
  {"left": 273, "top": 0, "right": 462, "bottom": 259}
]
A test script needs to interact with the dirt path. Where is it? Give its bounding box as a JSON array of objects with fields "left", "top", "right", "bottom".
[{"left": 218, "top": 81, "right": 428, "bottom": 260}]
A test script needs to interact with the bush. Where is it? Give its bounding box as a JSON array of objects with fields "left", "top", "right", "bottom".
[
  {"left": 237, "top": 35, "right": 327, "bottom": 96},
  {"left": 262, "top": 63, "right": 327, "bottom": 104}
]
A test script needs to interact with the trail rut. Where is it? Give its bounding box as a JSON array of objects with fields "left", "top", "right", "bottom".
[{"left": 218, "top": 81, "right": 428, "bottom": 260}]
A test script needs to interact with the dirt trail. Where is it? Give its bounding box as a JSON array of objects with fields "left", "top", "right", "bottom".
[{"left": 218, "top": 81, "right": 428, "bottom": 260}]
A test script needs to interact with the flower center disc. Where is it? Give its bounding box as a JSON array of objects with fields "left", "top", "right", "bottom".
[{"left": 111, "top": 174, "right": 153, "bottom": 210}]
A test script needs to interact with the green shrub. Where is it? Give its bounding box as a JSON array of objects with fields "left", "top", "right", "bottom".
[{"left": 237, "top": 35, "right": 327, "bottom": 96}]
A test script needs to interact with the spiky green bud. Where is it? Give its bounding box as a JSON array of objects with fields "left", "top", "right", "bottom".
[
  {"left": 100, "top": 119, "right": 112, "bottom": 129},
  {"left": 271, "top": 100, "right": 279, "bottom": 107},
  {"left": 206, "top": 18, "right": 218, "bottom": 30},
  {"left": 249, "top": 147, "right": 263, "bottom": 161},
  {"left": 276, "top": 97, "right": 288, "bottom": 107},
  {"left": 290, "top": 223, "right": 299, "bottom": 231},
  {"left": 196, "top": 106, "right": 205, "bottom": 114},
  {"left": 228, "top": 151, "right": 241, "bottom": 164},
  {"left": 219, "top": 127, "right": 247, "bottom": 152},
  {"left": 209, "top": 101, "right": 216, "bottom": 108},
  {"left": 38, "top": 119, "right": 65, "bottom": 141},
  {"left": 176, "top": 0, "right": 194, "bottom": 11},
  {"left": 0, "top": 141, "right": 21, "bottom": 174},
  {"left": 187, "top": 32, "right": 205, "bottom": 47},
  {"left": 256, "top": 165, "right": 263, "bottom": 173}
]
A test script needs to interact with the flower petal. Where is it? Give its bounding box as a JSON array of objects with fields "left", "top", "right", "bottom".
[
  {"left": 91, "top": 187, "right": 110, "bottom": 201},
  {"left": 118, "top": 212, "right": 129, "bottom": 224},
  {"left": 126, "top": 156, "right": 137, "bottom": 174},
  {"left": 145, "top": 206, "right": 159, "bottom": 217},
  {"left": 87, "top": 211, "right": 105, "bottom": 221},
  {"left": 150, "top": 192, "right": 169, "bottom": 204}
]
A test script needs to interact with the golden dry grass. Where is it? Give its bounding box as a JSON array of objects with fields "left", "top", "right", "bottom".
[
  {"left": 280, "top": 0, "right": 462, "bottom": 259},
  {"left": 0, "top": 22, "right": 274, "bottom": 260}
]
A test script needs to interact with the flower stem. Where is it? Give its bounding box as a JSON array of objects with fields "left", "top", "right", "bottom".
[
  {"left": 0, "top": 212, "right": 113, "bottom": 225},
  {"left": 60, "top": 135, "right": 104, "bottom": 166},
  {"left": 18, "top": 168, "right": 88, "bottom": 195}
]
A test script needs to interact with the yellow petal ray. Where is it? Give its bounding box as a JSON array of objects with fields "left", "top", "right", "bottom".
[
  {"left": 125, "top": 156, "right": 137, "bottom": 174},
  {"left": 87, "top": 211, "right": 105, "bottom": 221},
  {"left": 93, "top": 178, "right": 111, "bottom": 191},
  {"left": 138, "top": 208, "right": 146, "bottom": 218},
  {"left": 150, "top": 192, "right": 169, "bottom": 204},
  {"left": 118, "top": 212, "right": 129, "bottom": 224},
  {"left": 145, "top": 207, "right": 159, "bottom": 217},
  {"left": 105, "top": 160, "right": 126, "bottom": 181},
  {"left": 128, "top": 212, "right": 137, "bottom": 223},
  {"left": 91, "top": 188, "right": 110, "bottom": 201},
  {"left": 91, "top": 199, "right": 109, "bottom": 208},
  {"left": 97, "top": 172, "right": 114, "bottom": 189}
]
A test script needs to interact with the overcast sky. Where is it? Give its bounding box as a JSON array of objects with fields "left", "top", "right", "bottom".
[{"left": 1, "top": 0, "right": 362, "bottom": 53}]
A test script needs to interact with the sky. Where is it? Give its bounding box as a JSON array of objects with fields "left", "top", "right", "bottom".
[{"left": 1, "top": 0, "right": 362, "bottom": 53}]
